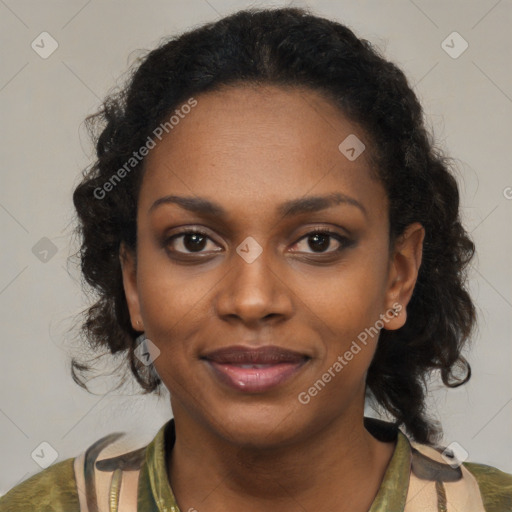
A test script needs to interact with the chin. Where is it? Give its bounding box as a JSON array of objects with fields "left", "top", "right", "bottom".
[{"left": 208, "top": 400, "right": 311, "bottom": 449}]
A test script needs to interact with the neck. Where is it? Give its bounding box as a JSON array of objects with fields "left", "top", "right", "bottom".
[{"left": 166, "top": 403, "right": 396, "bottom": 512}]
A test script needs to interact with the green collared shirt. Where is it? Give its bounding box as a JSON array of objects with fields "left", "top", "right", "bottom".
[{"left": 1, "top": 417, "right": 511, "bottom": 511}]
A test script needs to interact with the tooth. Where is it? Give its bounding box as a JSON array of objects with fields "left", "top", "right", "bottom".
[{"left": 238, "top": 364, "right": 271, "bottom": 369}]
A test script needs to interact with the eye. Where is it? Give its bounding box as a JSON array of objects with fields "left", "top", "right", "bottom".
[
  {"left": 291, "top": 228, "right": 351, "bottom": 254},
  {"left": 165, "top": 228, "right": 221, "bottom": 254},
  {"left": 164, "top": 227, "right": 352, "bottom": 258}
]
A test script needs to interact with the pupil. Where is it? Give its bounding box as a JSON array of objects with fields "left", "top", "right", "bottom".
[
  {"left": 184, "top": 233, "right": 206, "bottom": 252},
  {"left": 309, "top": 233, "right": 329, "bottom": 252}
]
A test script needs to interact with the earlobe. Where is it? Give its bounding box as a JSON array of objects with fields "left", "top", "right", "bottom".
[
  {"left": 119, "top": 242, "right": 143, "bottom": 332},
  {"left": 384, "top": 222, "right": 425, "bottom": 330}
]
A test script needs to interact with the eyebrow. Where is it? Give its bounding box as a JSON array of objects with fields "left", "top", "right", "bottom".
[{"left": 148, "top": 192, "right": 367, "bottom": 219}]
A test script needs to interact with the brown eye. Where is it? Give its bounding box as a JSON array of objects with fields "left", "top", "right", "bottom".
[
  {"left": 165, "top": 229, "right": 221, "bottom": 254},
  {"left": 292, "top": 229, "right": 351, "bottom": 254}
]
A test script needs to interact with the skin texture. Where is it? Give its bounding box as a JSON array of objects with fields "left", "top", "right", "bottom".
[{"left": 120, "top": 84, "right": 424, "bottom": 512}]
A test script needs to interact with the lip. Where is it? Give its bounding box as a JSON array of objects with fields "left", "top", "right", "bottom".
[{"left": 202, "top": 345, "right": 309, "bottom": 393}]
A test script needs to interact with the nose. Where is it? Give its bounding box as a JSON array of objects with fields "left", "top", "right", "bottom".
[{"left": 214, "top": 243, "right": 294, "bottom": 327}]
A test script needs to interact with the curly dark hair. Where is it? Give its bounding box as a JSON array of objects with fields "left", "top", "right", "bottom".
[{"left": 71, "top": 6, "right": 475, "bottom": 445}]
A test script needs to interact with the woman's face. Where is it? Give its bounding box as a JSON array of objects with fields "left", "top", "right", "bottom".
[{"left": 121, "top": 84, "right": 423, "bottom": 447}]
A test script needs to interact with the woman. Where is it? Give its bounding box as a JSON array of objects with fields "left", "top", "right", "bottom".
[{"left": 1, "top": 6, "right": 510, "bottom": 512}]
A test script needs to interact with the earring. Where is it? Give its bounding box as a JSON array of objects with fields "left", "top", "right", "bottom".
[{"left": 392, "top": 306, "right": 400, "bottom": 317}]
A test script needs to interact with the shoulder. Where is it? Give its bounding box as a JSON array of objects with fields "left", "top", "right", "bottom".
[
  {"left": 463, "top": 461, "right": 512, "bottom": 511},
  {"left": 409, "top": 438, "right": 512, "bottom": 512},
  {"left": 0, "top": 428, "right": 151, "bottom": 512},
  {"left": 0, "top": 457, "right": 79, "bottom": 511}
]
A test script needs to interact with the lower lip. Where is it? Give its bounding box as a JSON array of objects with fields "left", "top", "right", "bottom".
[{"left": 206, "top": 360, "right": 307, "bottom": 393}]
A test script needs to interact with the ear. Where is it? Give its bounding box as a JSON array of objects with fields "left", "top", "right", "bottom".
[
  {"left": 383, "top": 222, "right": 425, "bottom": 330},
  {"left": 119, "top": 242, "right": 144, "bottom": 332}
]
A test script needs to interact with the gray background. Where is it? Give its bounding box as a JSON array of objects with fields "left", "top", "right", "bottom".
[{"left": 1, "top": 0, "right": 511, "bottom": 494}]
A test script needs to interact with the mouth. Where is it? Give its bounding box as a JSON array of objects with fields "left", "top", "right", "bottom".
[{"left": 201, "top": 345, "right": 310, "bottom": 393}]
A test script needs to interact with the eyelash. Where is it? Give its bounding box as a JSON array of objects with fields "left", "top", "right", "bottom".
[{"left": 163, "top": 226, "right": 353, "bottom": 258}]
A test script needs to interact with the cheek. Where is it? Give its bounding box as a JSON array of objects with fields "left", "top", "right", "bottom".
[
  {"left": 303, "top": 245, "right": 390, "bottom": 376},
  {"left": 304, "top": 248, "right": 389, "bottom": 327},
  {"left": 135, "top": 235, "right": 209, "bottom": 325},
  {"left": 138, "top": 273, "right": 208, "bottom": 352},
  {"left": 134, "top": 250, "right": 211, "bottom": 372}
]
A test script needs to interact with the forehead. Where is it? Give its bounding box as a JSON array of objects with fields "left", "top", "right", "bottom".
[{"left": 139, "top": 84, "right": 387, "bottom": 223}]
